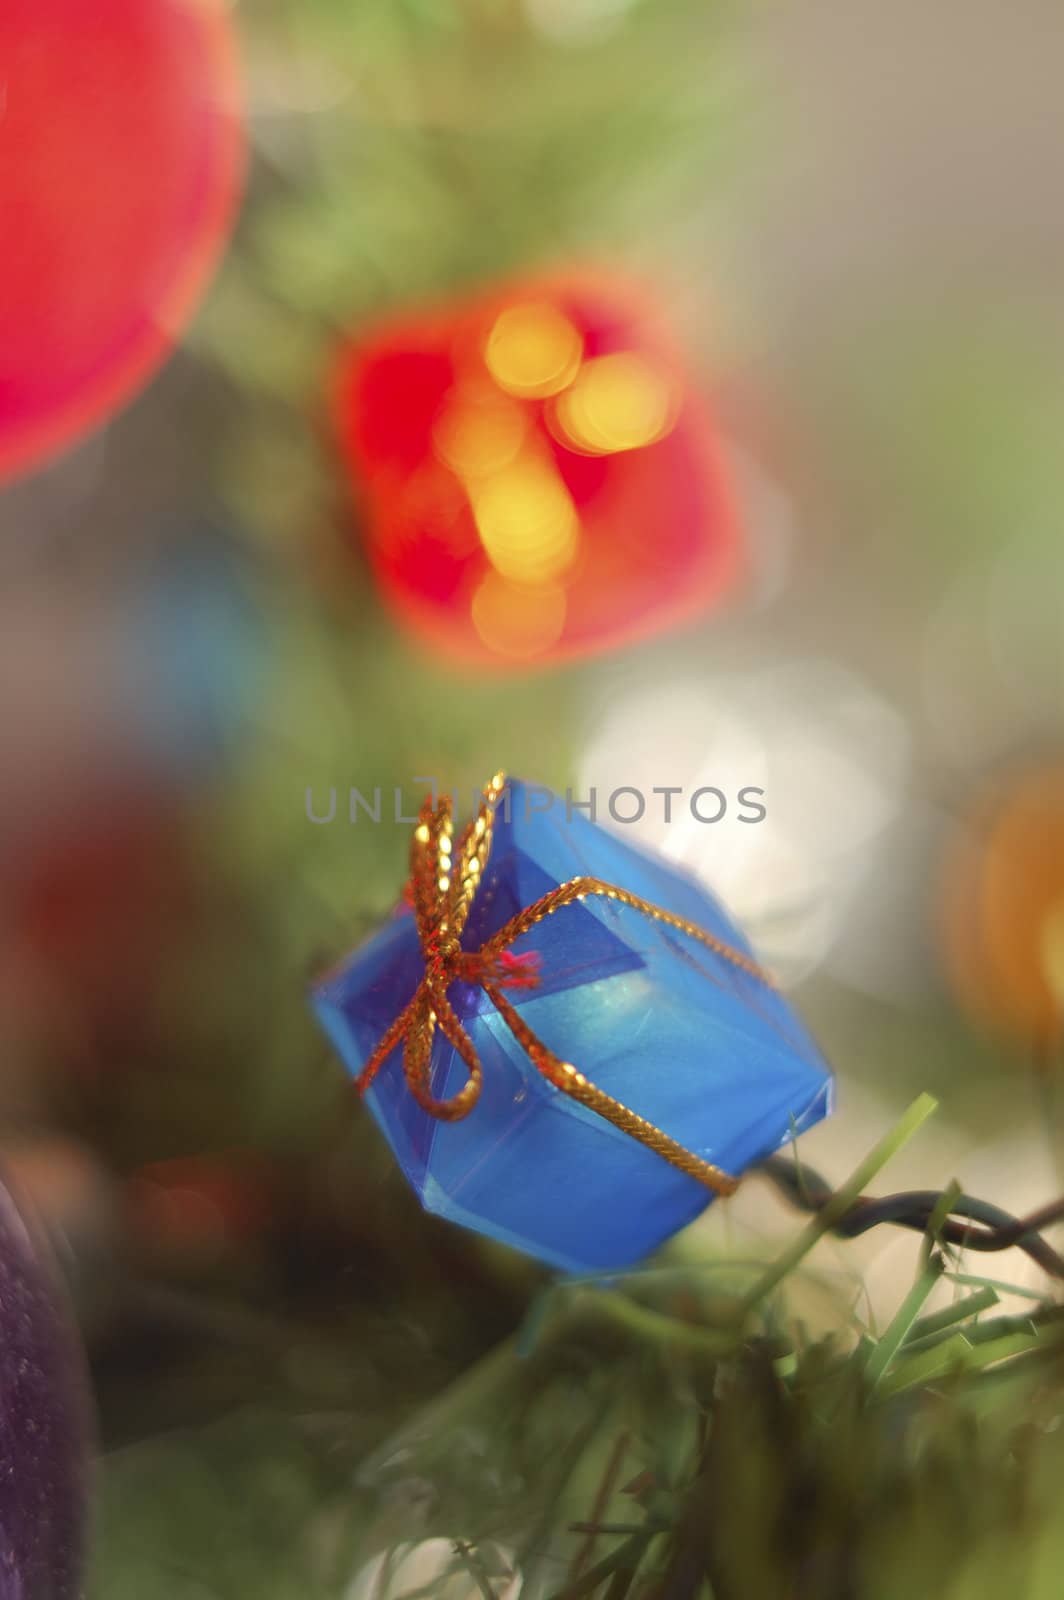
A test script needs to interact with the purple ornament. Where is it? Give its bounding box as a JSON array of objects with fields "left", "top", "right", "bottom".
[{"left": 0, "top": 1177, "right": 90, "bottom": 1598}]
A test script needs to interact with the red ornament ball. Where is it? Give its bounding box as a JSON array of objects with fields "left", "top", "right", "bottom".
[
  {"left": 334, "top": 274, "right": 741, "bottom": 667},
  {"left": 0, "top": 0, "right": 243, "bottom": 481}
]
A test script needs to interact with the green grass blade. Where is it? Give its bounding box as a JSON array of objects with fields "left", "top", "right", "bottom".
[
  {"left": 944, "top": 1271, "right": 1050, "bottom": 1304},
  {"left": 863, "top": 1254, "right": 945, "bottom": 1391},
  {"left": 903, "top": 1286, "right": 1000, "bottom": 1350},
  {"left": 879, "top": 1328, "right": 1045, "bottom": 1398},
  {"left": 740, "top": 1093, "right": 939, "bottom": 1317}
]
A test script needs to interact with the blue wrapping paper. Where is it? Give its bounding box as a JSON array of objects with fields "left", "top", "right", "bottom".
[{"left": 312, "top": 778, "right": 832, "bottom": 1274}]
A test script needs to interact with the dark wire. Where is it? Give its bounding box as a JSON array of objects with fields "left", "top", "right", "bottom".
[{"left": 757, "top": 1155, "right": 1064, "bottom": 1282}]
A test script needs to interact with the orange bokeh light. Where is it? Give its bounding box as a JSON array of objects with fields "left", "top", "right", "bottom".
[
  {"left": 334, "top": 273, "right": 741, "bottom": 668},
  {"left": 940, "top": 763, "right": 1064, "bottom": 1054}
]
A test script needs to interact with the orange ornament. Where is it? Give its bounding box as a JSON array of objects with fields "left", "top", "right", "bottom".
[
  {"left": 334, "top": 274, "right": 741, "bottom": 666},
  {"left": 940, "top": 763, "right": 1064, "bottom": 1055}
]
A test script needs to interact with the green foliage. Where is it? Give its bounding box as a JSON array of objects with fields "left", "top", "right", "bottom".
[
  {"left": 90, "top": 1105, "right": 1064, "bottom": 1597},
  {"left": 348, "top": 1239, "right": 1064, "bottom": 1600}
]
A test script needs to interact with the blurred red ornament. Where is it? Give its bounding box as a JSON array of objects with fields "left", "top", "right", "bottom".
[
  {"left": 0, "top": 0, "right": 243, "bottom": 482},
  {"left": 334, "top": 274, "right": 741, "bottom": 666},
  {"left": 4, "top": 802, "right": 196, "bottom": 1056},
  {"left": 125, "top": 1153, "right": 276, "bottom": 1266}
]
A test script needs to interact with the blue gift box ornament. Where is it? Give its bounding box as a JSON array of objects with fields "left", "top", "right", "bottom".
[{"left": 312, "top": 775, "right": 832, "bottom": 1275}]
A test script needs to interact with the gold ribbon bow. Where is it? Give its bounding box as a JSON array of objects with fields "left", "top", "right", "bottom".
[{"left": 356, "top": 774, "right": 774, "bottom": 1196}]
